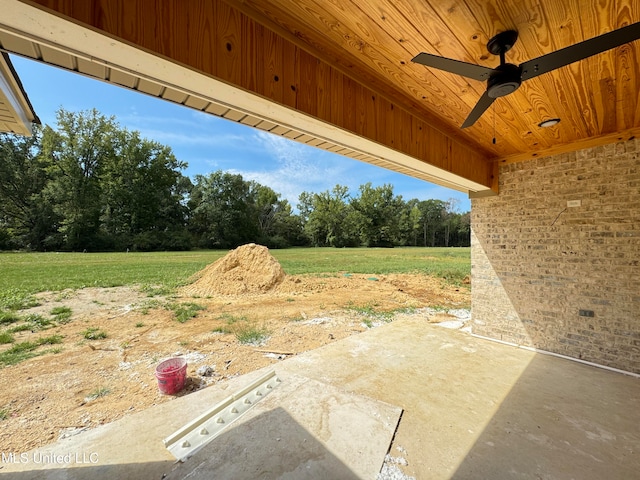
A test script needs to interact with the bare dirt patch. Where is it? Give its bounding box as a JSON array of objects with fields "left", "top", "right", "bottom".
[{"left": 0, "top": 246, "right": 469, "bottom": 453}]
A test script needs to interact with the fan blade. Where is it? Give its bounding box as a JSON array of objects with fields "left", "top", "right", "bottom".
[
  {"left": 521, "top": 21, "right": 640, "bottom": 81},
  {"left": 461, "top": 91, "right": 496, "bottom": 128},
  {"left": 412, "top": 52, "right": 493, "bottom": 81}
]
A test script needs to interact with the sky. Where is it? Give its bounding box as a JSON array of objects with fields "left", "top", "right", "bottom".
[{"left": 11, "top": 55, "right": 471, "bottom": 212}]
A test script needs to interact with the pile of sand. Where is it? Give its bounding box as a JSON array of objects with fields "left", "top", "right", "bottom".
[{"left": 183, "top": 243, "right": 286, "bottom": 296}]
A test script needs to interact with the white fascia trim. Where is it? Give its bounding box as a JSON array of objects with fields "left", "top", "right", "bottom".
[
  {"left": 0, "top": 0, "right": 491, "bottom": 193},
  {"left": 0, "top": 52, "right": 33, "bottom": 135}
]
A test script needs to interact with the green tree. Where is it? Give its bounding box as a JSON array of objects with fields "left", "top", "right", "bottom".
[
  {"left": 254, "top": 185, "right": 279, "bottom": 235},
  {"left": 40, "top": 109, "right": 116, "bottom": 250},
  {"left": 396, "top": 198, "right": 422, "bottom": 246},
  {"left": 101, "top": 129, "right": 190, "bottom": 250},
  {"left": 188, "top": 171, "right": 260, "bottom": 248},
  {"left": 0, "top": 127, "right": 59, "bottom": 250},
  {"left": 36, "top": 108, "right": 190, "bottom": 251},
  {"left": 252, "top": 184, "right": 305, "bottom": 248},
  {"left": 447, "top": 211, "right": 470, "bottom": 247},
  {"left": 442, "top": 198, "right": 461, "bottom": 247},
  {"left": 298, "top": 185, "right": 359, "bottom": 247},
  {"left": 417, "top": 199, "right": 447, "bottom": 247},
  {"left": 350, "top": 183, "right": 404, "bottom": 247}
]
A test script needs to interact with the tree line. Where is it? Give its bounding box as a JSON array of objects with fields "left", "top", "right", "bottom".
[{"left": 0, "top": 109, "right": 470, "bottom": 252}]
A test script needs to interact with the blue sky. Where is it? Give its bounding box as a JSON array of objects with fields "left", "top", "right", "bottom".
[{"left": 12, "top": 55, "right": 470, "bottom": 212}]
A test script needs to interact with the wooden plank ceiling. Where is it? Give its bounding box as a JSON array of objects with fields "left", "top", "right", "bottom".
[
  {"left": 235, "top": 0, "right": 640, "bottom": 162},
  {"left": 2, "top": 0, "right": 639, "bottom": 191}
]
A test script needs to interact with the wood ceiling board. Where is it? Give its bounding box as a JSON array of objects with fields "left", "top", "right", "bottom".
[
  {"left": 2, "top": 2, "right": 490, "bottom": 193},
  {"left": 473, "top": 1, "right": 640, "bottom": 150},
  {"left": 238, "top": 0, "right": 640, "bottom": 159},
  {"left": 237, "top": 0, "right": 524, "bottom": 152},
  {"left": 13, "top": 0, "right": 493, "bottom": 189},
  {"left": 493, "top": 2, "right": 591, "bottom": 141},
  {"left": 8, "top": 0, "right": 640, "bottom": 165},
  {"left": 260, "top": 29, "right": 285, "bottom": 103},
  {"left": 330, "top": 0, "right": 530, "bottom": 152},
  {"left": 413, "top": 0, "right": 548, "bottom": 150},
  {"left": 494, "top": 125, "right": 640, "bottom": 165},
  {"left": 231, "top": 0, "right": 478, "bottom": 149},
  {"left": 232, "top": 0, "right": 416, "bottom": 108}
]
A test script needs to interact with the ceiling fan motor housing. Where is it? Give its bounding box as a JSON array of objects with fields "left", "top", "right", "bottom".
[
  {"left": 412, "top": 22, "right": 640, "bottom": 127},
  {"left": 487, "top": 63, "right": 522, "bottom": 98}
]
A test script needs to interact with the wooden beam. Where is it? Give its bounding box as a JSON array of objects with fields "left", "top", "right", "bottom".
[
  {"left": 493, "top": 126, "right": 640, "bottom": 165},
  {"left": 17, "top": 0, "right": 494, "bottom": 190}
]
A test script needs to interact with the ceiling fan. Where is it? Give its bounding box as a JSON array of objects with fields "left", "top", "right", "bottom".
[{"left": 411, "top": 21, "right": 640, "bottom": 129}]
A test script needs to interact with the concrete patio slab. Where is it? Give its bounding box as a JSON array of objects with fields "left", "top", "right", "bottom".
[
  {"left": 276, "top": 318, "right": 640, "bottom": 479},
  {"left": 1, "top": 317, "right": 639, "bottom": 479},
  {"left": 164, "top": 374, "right": 401, "bottom": 479}
]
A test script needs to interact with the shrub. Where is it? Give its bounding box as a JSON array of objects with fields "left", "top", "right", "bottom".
[
  {"left": 0, "top": 341, "right": 40, "bottom": 366},
  {"left": 0, "top": 332, "right": 14, "bottom": 344},
  {"left": 170, "top": 302, "right": 205, "bottom": 323},
  {"left": 235, "top": 325, "right": 269, "bottom": 346},
  {"left": 26, "top": 314, "right": 54, "bottom": 329},
  {"left": 0, "top": 312, "right": 21, "bottom": 325},
  {"left": 0, "top": 290, "right": 39, "bottom": 311},
  {"left": 83, "top": 327, "right": 107, "bottom": 340},
  {"left": 8, "top": 324, "right": 31, "bottom": 333},
  {"left": 38, "top": 335, "right": 63, "bottom": 346},
  {"left": 50, "top": 306, "right": 73, "bottom": 323}
]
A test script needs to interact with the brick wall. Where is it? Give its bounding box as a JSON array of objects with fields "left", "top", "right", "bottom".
[{"left": 471, "top": 139, "right": 640, "bottom": 373}]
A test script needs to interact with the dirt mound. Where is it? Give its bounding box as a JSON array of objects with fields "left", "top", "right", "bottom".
[{"left": 183, "top": 243, "right": 285, "bottom": 296}]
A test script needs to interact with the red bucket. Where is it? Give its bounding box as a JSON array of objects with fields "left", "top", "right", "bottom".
[{"left": 155, "top": 357, "right": 187, "bottom": 395}]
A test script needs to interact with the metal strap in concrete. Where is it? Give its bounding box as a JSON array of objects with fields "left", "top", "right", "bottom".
[{"left": 164, "top": 370, "right": 280, "bottom": 461}]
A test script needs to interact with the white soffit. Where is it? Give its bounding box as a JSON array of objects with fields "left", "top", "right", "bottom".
[
  {"left": 0, "top": 0, "right": 491, "bottom": 194},
  {"left": 0, "top": 51, "right": 38, "bottom": 135}
]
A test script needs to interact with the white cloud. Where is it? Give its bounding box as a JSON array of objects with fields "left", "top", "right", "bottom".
[
  {"left": 228, "top": 131, "right": 361, "bottom": 207},
  {"left": 114, "top": 110, "right": 252, "bottom": 149},
  {"left": 133, "top": 127, "right": 248, "bottom": 148},
  {"left": 223, "top": 130, "right": 472, "bottom": 210}
]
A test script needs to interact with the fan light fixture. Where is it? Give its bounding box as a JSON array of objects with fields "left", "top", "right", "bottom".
[
  {"left": 538, "top": 118, "right": 561, "bottom": 128},
  {"left": 411, "top": 21, "right": 640, "bottom": 129}
]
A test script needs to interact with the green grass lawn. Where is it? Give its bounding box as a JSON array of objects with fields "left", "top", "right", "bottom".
[{"left": 0, "top": 247, "right": 469, "bottom": 306}]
